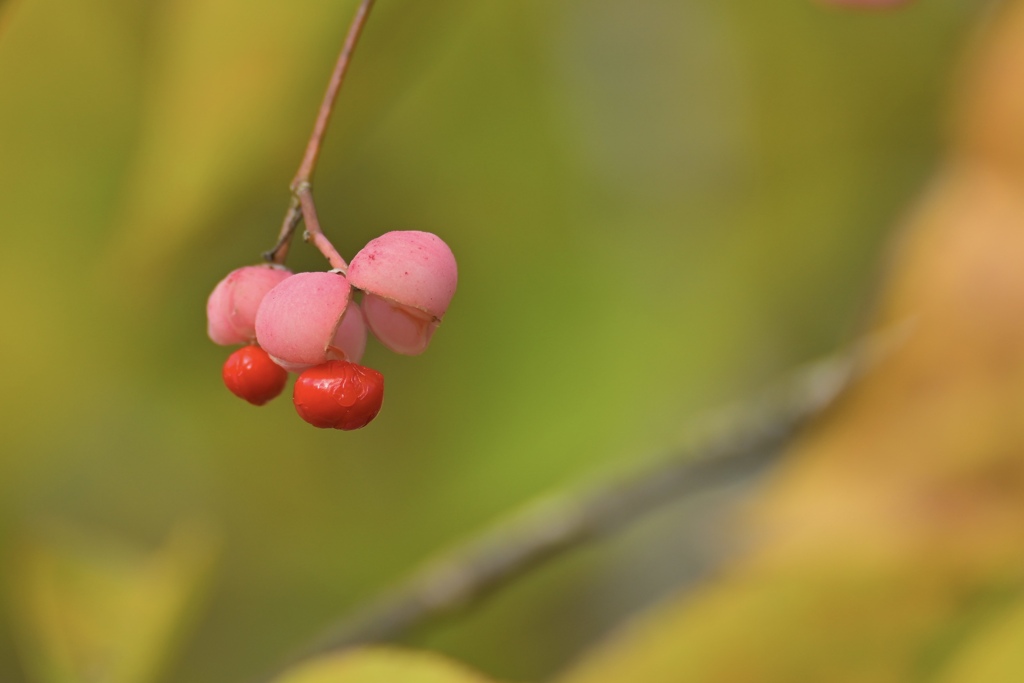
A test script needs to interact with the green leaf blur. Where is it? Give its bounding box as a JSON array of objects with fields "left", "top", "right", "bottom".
[{"left": 270, "top": 648, "right": 495, "bottom": 683}]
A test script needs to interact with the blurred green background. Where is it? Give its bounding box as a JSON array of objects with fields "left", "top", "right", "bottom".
[{"left": 0, "top": 0, "right": 985, "bottom": 681}]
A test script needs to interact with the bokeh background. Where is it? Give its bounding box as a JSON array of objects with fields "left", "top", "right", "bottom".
[{"left": 0, "top": 0, "right": 1002, "bottom": 682}]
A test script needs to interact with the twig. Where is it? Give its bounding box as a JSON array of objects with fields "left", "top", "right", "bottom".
[
  {"left": 264, "top": 0, "right": 375, "bottom": 266},
  {"left": 267, "top": 329, "right": 902, "bottom": 674},
  {"left": 291, "top": 0, "right": 374, "bottom": 191},
  {"left": 263, "top": 198, "right": 301, "bottom": 265},
  {"left": 297, "top": 183, "right": 348, "bottom": 272}
]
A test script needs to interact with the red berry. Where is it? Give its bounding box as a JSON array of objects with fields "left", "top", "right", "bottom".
[
  {"left": 293, "top": 361, "right": 384, "bottom": 430},
  {"left": 222, "top": 345, "right": 288, "bottom": 406}
]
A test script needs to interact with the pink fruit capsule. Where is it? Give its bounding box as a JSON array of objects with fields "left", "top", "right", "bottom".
[
  {"left": 347, "top": 231, "right": 457, "bottom": 355},
  {"left": 358, "top": 294, "right": 439, "bottom": 356},
  {"left": 207, "top": 264, "right": 292, "bottom": 345},
  {"left": 331, "top": 301, "right": 368, "bottom": 367},
  {"left": 254, "top": 271, "right": 367, "bottom": 372}
]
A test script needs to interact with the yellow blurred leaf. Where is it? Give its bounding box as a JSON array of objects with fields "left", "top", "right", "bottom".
[
  {"left": 938, "top": 597, "right": 1024, "bottom": 683},
  {"left": 12, "top": 521, "right": 217, "bottom": 683},
  {"left": 270, "top": 648, "right": 497, "bottom": 683},
  {"left": 557, "top": 554, "right": 984, "bottom": 683}
]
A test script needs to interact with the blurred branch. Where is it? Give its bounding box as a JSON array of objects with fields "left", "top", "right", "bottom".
[
  {"left": 265, "top": 0, "right": 375, "bottom": 268},
  {"left": 268, "top": 327, "right": 905, "bottom": 676}
]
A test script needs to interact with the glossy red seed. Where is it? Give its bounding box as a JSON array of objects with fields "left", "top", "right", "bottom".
[
  {"left": 293, "top": 361, "right": 384, "bottom": 430},
  {"left": 222, "top": 345, "right": 289, "bottom": 406}
]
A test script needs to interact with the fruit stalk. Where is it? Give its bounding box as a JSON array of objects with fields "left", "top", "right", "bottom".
[{"left": 265, "top": 0, "right": 376, "bottom": 266}]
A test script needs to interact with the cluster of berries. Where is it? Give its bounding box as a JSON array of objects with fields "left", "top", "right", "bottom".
[{"left": 207, "top": 230, "right": 457, "bottom": 429}]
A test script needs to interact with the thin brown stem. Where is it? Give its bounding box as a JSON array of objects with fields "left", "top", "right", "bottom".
[
  {"left": 298, "top": 183, "right": 348, "bottom": 271},
  {"left": 292, "top": 0, "right": 375, "bottom": 189},
  {"left": 265, "top": 0, "right": 375, "bottom": 266},
  {"left": 263, "top": 198, "right": 302, "bottom": 264}
]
